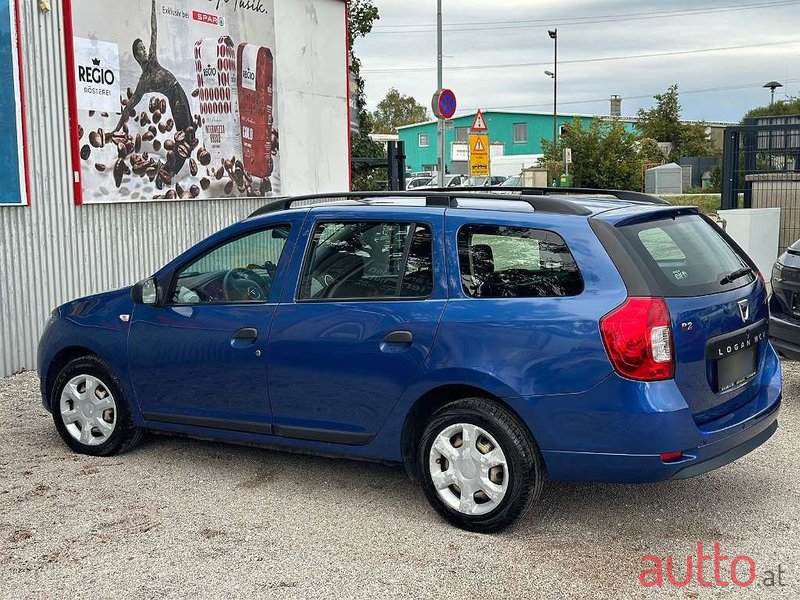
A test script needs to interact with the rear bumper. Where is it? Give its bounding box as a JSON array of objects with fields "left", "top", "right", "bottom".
[
  {"left": 524, "top": 344, "right": 782, "bottom": 483},
  {"left": 770, "top": 314, "right": 800, "bottom": 359}
]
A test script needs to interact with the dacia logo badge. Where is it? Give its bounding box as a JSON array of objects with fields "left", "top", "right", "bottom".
[{"left": 737, "top": 299, "right": 750, "bottom": 323}]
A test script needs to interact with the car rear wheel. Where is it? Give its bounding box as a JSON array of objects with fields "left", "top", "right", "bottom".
[
  {"left": 51, "top": 356, "right": 144, "bottom": 456},
  {"left": 417, "top": 397, "right": 544, "bottom": 533}
]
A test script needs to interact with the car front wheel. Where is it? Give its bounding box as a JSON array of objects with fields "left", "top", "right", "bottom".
[
  {"left": 51, "top": 355, "right": 144, "bottom": 456},
  {"left": 417, "top": 397, "right": 544, "bottom": 533}
]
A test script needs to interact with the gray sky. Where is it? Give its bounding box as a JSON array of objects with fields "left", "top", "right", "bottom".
[{"left": 354, "top": 0, "right": 800, "bottom": 122}]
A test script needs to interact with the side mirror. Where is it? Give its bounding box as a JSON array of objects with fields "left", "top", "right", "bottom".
[{"left": 131, "top": 277, "right": 159, "bottom": 305}]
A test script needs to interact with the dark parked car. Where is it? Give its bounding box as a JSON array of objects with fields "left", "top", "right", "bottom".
[
  {"left": 770, "top": 239, "right": 800, "bottom": 359},
  {"left": 39, "top": 187, "right": 781, "bottom": 532}
]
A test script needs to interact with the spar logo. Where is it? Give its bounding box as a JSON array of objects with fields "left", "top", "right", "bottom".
[
  {"left": 78, "top": 57, "right": 115, "bottom": 86},
  {"left": 193, "top": 10, "right": 225, "bottom": 27}
]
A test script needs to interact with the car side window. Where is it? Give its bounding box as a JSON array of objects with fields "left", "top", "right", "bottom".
[
  {"left": 457, "top": 225, "right": 583, "bottom": 298},
  {"left": 171, "top": 225, "right": 291, "bottom": 304},
  {"left": 298, "top": 222, "right": 434, "bottom": 301}
]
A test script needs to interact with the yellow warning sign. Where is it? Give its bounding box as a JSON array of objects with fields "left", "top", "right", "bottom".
[{"left": 469, "top": 134, "right": 490, "bottom": 177}]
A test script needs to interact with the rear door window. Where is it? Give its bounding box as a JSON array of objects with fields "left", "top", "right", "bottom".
[
  {"left": 298, "top": 222, "right": 434, "bottom": 301},
  {"left": 619, "top": 215, "right": 754, "bottom": 296},
  {"left": 457, "top": 225, "right": 583, "bottom": 298}
]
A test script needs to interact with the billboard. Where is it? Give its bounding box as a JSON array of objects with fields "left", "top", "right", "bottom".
[
  {"left": 0, "top": 0, "right": 28, "bottom": 206},
  {"left": 65, "top": 0, "right": 282, "bottom": 204}
]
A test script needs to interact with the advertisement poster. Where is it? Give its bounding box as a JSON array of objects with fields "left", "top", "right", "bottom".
[
  {"left": 0, "top": 0, "right": 27, "bottom": 206},
  {"left": 68, "top": 0, "right": 280, "bottom": 204}
]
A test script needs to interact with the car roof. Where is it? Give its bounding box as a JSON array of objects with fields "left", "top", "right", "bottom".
[{"left": 246, "top": 187, "right": 675, "bottom": 222}]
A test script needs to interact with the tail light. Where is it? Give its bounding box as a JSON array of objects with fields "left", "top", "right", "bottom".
[{"left": 600, "top": 297, "right": 674, "bottom": 381}]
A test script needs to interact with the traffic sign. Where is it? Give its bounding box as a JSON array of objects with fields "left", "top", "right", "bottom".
[
  {"left": 469, "top": 133, "right": 490, "bottom": 177},
  {"left": 432, "top": 89, "right": 457, "bottom": 120},
  {"left": 471, "top": 109, "right": 488, "bottom": 132},
  {"left": 564, "top": 147, "right": 573, "bottom": 164}
]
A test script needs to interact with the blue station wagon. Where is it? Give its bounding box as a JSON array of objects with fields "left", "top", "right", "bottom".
[{"left": 38, "top": 188, "right": 782, "bottom": 532}]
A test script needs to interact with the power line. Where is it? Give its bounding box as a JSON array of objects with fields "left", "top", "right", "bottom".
[
  {"left": 362, "top": 39, "right": 800, "bottom": 74},
  {"left": 455, "top": 78, "right": 800, "bottom": 114},
  {"left": 371, "top": 0, "right": 800, "bottom": 34}
]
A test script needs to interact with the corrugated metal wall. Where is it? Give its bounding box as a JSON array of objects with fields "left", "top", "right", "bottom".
[{"left": 0, "top": 2, "right": 266, "bottom": 376}]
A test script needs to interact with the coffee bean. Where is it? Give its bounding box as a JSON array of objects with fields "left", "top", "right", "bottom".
[
  {"left": 89, "top": 131, "right": 102, "bottom": 148},
  {"left": 174, "top": 131, "right": 186, "bottom": 144},
  {"left": 101, "top": 112, "right": 109, "bottom": 118},
  {"left": 200, "top": 177, "right": 211, "bottom": 191},
  {"left": 80, "top": 145, "right": 90, "bottom": 160},
  {"left": 214, "top": 165, "right": 225, "bottom": 180},
  {"left": 153, "top": 139, "right": 162, "bottom": 152},
  {"left": 189, "top": 158, "right": 198, "bottom": 177},
  {"left": 190, "top": 185, "right": 200, "bottom": 198},
  {"left": 166, "top": 119, "right": 174, "bottom": 131},
  {"left": 148, "top": 126, "right": 158, "bottom": 137},
  {"left": 224, "top": 180, "right": 233, "bottom": 195},
  {"left": 192, "top": 89, "right": 200, "bottom": 98},
  {"left": 142, "top": 131, "right": 155, "bottom": 142},
  {"left": 95, "top": 163, "right": 106, "bottom": 172},
  {"left": 134, "top": 134, "right": 142, "bottom": 153},
  {"left": 175, "top": 183, "right": 184, "bottom": 197},
  {"left": 158, "top": 122, "right": 168, "bottom": 134},
  {"left": 160, "top": 99, "right": 167, "bottom": 113},
  {"left": 164, "top": 139, "right": 175, "bottom": 151},
  {"left": 197, "top": 149, "right": 211, "bottom": 166},
  {"left": 165, "top": 189, "right": 176, "bottom": 200},
  {"left": 152, "top": 110, "right": 162, "bottom": 124},
  {"left": 149, "top": 97, "right": 159, "bottom": 113},
  {"left": 78, "top": 125, "right": 84, "bottom": 139},
  {"left": 113, "top": 158, "right": 129, "bottom": 188},
  {"left": 140, "top": 112, "right": 150, "bottom": 126},
  {"left": 177, "top": 143, "right": 190, "bottom": 159},
  {"left": 89, "top": 110, "right": 95, "bottom": 117}
]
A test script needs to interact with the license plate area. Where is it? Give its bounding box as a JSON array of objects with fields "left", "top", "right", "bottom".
[
  {"left": 716, "top": 348, "right": 757, "bottom": 393},
  {"left": 706, "top": 320, "right": 767, "bottom": 394}
]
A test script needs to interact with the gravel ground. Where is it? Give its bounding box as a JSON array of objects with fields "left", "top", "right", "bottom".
[{"left": 1, "top": 365, "right": 798, "bottom": 599}]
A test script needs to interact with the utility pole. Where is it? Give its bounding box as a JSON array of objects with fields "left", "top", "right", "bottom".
[
  {"left": 437, "top": 0, "right": 444, "bottom": 187},
  {"left": 548, "top": 28, "right": 558, "bottom": 153}
]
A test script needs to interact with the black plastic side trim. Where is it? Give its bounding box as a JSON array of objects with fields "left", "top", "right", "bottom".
[
  {"left": 143, "top": 412, "right": 273, "bottom": 436},
  {"left": 273, "top": 425, "right": 374, "bottom": 446},
  {"left": 670, "top": 419, "right": 778, "bottom": 480}
]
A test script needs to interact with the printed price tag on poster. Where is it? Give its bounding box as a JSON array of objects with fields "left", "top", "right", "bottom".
[
  {"left": 469, "top": 134, "right": 490, "bottom": 178},
  {"left": 65, "top": 0, "right": 281, "bottom": 204}
]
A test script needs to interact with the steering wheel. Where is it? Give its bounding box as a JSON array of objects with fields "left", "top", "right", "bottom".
[{"left": 222, "top": 268, "right": 268, "bottom": 302}]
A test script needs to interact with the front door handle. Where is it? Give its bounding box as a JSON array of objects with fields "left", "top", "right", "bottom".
[
  {"left": 382, "top": 330, "right": 414, "bottom": 344},
  {"left": 233, "top": 327, "right": 259, "bottom": 341}
]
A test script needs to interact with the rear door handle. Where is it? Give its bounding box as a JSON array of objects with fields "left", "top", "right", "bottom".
[
  {"left": 382, "top": 330, "right": 414, "bottom": 344},
  {"left": 233, "top": 327, "right": 259, "bottom": 341}
]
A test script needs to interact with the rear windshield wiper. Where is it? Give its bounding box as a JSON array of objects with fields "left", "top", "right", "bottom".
[{"left": 720, "top": 267, "right": 753, "bottom": 286}]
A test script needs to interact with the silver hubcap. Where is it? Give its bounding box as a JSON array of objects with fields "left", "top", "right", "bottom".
[
  {"left": 428, "top": 423, "right": 509, "bottom": 516},
  {"left": 59, "top": 375, "right": 117, "bottom": 446}
]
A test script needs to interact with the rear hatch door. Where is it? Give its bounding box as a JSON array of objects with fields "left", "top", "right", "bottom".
[{"left": 596, "top": 209, "right": 769, "bottom": 421}]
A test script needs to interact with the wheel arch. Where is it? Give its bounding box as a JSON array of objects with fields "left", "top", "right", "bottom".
[
  {"left": 399, "top": 382, "right": 538, "bottom": 481},
  {"left": 43, "top": 345, "right": 98, "bottom": 409}
]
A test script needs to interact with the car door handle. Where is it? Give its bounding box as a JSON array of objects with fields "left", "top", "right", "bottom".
[
  {"left": 233, "top": 327, "right": 259, "bottom": 341},
  {"left": 382, "top": 330, "right": 414, "bottom": 344}
]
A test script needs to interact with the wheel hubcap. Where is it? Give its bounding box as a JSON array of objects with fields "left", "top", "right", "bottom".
[
  {"left": 59, "top": 374, "right": 117, "bottom": 446},
  {"left": 428, "top": 423, "right": 509, "bottom": 516}
]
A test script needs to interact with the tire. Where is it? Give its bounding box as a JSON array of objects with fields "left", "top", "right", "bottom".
[
  {"left": 417, "top": 397, "right": 544, "bottom": 533},
  {"left": 51, "top": 355, "right": 144, "bottom": 457}
]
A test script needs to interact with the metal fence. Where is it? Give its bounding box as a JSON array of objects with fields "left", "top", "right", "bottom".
[{"left": 722, "top": 118, "right": 800, "bottom": 252}]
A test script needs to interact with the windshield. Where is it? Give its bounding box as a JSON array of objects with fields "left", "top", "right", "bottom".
[{"left": 500, "top": 176, "right": 521, "bottom": 187}]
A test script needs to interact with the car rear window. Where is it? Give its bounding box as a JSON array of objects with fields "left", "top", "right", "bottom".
[
  {"left": 618, "top": 215, "right": 754, "bottom": 297},
  {"left": 457, "top": 225, "right": 584, "bottom": 298}
]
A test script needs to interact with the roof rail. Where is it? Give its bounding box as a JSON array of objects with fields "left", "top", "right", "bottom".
[
  {"left": 248, "top": 190, "right": 604, "bottom": 219},
  {"left": 423, "top": 186, "right": 669, "bottom": 205}
]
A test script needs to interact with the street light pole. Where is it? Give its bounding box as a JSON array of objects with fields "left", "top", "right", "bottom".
[
  {"left": 437, "top": 0, "right": 444, "bottom": 187},
  {"left": 548, "top": 29, "right": 558, "bottom": 153}
]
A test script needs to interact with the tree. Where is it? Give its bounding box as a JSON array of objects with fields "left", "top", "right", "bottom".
[
  {"left": 371, "top": 88, "right": 430, "bottom": 134},
  {"left": 347, "top": 0, "right": 385, "bottom": 190},
  {"left": 637, "top": 84, "right": 714, "bottom": 161},
  {"left": 742, "top": 96, "right": 800, "bottom": 121},
  {"left": 541, "top": 117, "right": 645, "bottom": 190}
]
